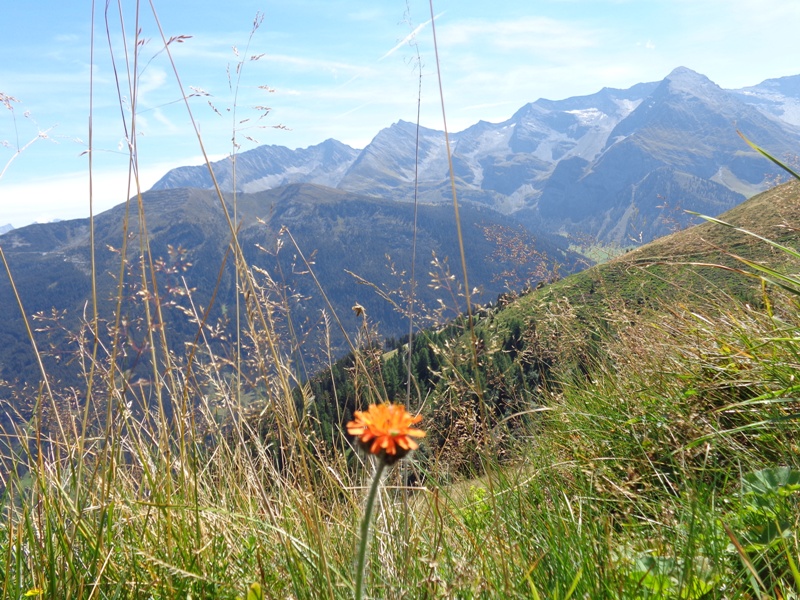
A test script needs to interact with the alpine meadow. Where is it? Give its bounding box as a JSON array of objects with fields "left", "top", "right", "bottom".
[{"left": 1, "top": 2, "right": 800, "bottom": 598}]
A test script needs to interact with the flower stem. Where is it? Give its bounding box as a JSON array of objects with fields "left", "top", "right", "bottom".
[{"left": 355, "top": 459, "right": 386, "bottom": 600}]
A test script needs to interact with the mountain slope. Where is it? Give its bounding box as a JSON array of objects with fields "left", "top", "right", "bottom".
[
  {"left": 292, "top": 179, "right": 800, "bottom": 486},
  {"left": 732, "top": 73, "right": 800, "bottom": 127},
  {"left": 514, "top": 67, "right": 800, "bottom": 243},
  {"left": 507, "top": 178, "right": 800, "bottom": 330},
  {"left": 361, "top": 178, "right": 800, "bottom": 426},
  {"left": 337, "top": 83, "right": 659, "bottom": 209},
  {"left": 0, "top": 183, "right": 584, "bottom": 387}
]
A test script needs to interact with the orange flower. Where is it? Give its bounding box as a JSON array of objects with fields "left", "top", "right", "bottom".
[{"left": 347, "top": 403, "right": 426, "bottom": 463}]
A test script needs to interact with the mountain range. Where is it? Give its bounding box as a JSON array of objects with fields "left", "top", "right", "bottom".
[
  {"left": 0, "top": 184, "right": 582, "bottom": 387},
  {"left": 3, "top": 66, "right": 800, "bottom": 389},
  {"left": 153, "top": 66, "right": 800, "bottom": 245}
]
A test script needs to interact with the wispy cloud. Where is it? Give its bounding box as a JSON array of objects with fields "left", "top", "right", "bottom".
[
  {"left": 138, "top": 67, "right": 168, "bottom": 96},
  {"left": 379, "top": 12, "right": 445, "bottom": 61},
  {"left": 441, "top": 16, "right": 600, "bottom": 52},
  {"left": 264, "top": 53, "right": 370, "bottom": 75},
  {"left": 169, "top": 39, "right": 369, "bottom": 77},
  {"left": 336, "top": 102, "right": 374, "bottom": 119}
]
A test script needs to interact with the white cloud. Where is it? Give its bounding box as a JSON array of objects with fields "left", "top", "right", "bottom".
[
  {"left": 168, "top": 39, "right": 370, "bottom": 78},
  {"left": 138, "top": 67, "right": 169, "bottom": 96}
]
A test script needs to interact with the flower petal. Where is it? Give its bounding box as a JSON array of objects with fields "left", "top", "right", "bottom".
[{"left": 347, "top": 403, "right": 425, "bottom": 460}]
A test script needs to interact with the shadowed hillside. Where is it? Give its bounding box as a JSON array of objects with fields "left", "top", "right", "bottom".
[{"left": 0, "top": 183, "right": 585, "bottom": 390}]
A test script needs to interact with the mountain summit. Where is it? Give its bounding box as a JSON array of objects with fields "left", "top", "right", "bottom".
[{"left": 152, "top": 138, "right": 359, "bottom": 193}]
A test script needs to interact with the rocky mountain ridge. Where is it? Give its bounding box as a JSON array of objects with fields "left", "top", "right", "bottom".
[{"left": 153, "top": 67, "right": 800, "bottom": 245}]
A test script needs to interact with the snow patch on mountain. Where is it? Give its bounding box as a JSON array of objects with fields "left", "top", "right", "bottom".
[
  {"left": 452, "top": 122, "right": 518, "bottom": 186},
  {"left": 241, "top": 159, "right": 352, "bottom": 192},
  {"left": 416, "top": 148, "right": 449, "bottom": 184},
  {"left": 613, "top": 98, "right": 642, "bottom": 117},
  {"left": 149, "top": 66, "right": 800, "bottom": 247},
  {"left": 565, "top": 107, "right": 606, "bottom": 126},
  {"left": 778, "top": 101, "right": 800, "bottom": 127},
  {"left": 735, "top": 89, "right": 800, "bottom": 127}
]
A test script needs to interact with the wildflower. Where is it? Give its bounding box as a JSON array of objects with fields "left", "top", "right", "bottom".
[
  {"left": 348, "top": 404, "right": 426, "bottom": 600},
  {"left": 347, "top": 403, "right": 425, "bottom": 464}
]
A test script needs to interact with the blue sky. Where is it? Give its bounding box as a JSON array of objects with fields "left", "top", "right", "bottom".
[{"left": 2, "top": 0, "right": 800, "bottom": 228}]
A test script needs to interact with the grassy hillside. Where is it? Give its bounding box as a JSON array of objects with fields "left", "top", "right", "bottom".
[
  {"left": 297, "top": 180, "right": 800, "bottom": 474},
  {"left": 1, "top": 166, "right": 798, "bottom": 598},
  {"left": 516, "top": 178, "right": 800, "bottom": 314}
]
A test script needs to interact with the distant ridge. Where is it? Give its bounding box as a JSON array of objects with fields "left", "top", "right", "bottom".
[
  {"left": 0, "top": 183, "right": 585, "bottom": 386},
  {"left": 151, "top": 138, "right": 359, "bottom": 192},
  {"left": 152, "top": 67, "right": 800, "bottom": 245}
]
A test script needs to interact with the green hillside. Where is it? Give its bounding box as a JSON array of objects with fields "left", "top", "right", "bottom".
[
  {"left": 1, "top": 178, "right": 799, "bottom": 597},
  {"left": 297, "top": 179, "right": 800, "bottom": 474},
  {"left": 257, "top": 179, "right": 800, "bottom": 597},
  {"left": 521, "top": 176, "right": 800, "bottom": 315}
]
